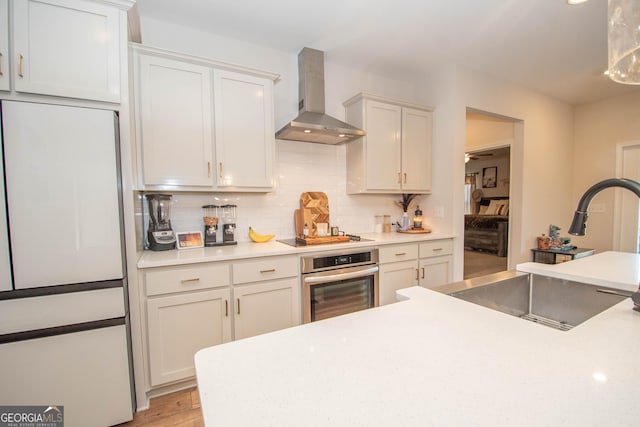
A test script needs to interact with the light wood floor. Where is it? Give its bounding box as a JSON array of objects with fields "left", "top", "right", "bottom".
[
  {"left": 464, "top": 249, "right": 508, "bottom": 279},
  {"left": 116, "top": 387, "right": 203, "bottom": 427}
]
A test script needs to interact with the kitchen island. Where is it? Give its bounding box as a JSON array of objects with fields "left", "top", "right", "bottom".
[{"left": 195, "top": 251, "right": 640, "bottom": 426}]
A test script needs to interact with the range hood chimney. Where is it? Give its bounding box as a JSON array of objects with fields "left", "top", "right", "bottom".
[{"left": 275, "top": 47, "right": 365, "bottom": 144}]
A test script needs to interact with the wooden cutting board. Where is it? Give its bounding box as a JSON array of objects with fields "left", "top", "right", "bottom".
[{"left": 300, "top": 192, "right": 329, "bottom": 237}]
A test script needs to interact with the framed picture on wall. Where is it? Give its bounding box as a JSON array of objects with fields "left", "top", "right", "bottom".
[{"left": 482, "top": 167, "right": 497, "bottom": 188}]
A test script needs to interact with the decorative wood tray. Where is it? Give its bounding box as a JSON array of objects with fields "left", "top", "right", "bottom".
[
  {"left": 295, "top": 236, "right": 351, "bottom": 246},
  {"left": 397, "top": 228, "right": 432, "bottom": 234}
]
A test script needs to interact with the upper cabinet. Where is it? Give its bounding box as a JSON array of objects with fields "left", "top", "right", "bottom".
[
  {"left": 11, "top": 0, "right": 128, "bottom": 103},
  {"left": 132, "top": 45, "right": 277, "bottom": 192},
  {"left": 344, "top": 93, "right": 433, "bottom": 194},
  {"left": 0, "top": 0, "right": 9, "bottom": 92}
]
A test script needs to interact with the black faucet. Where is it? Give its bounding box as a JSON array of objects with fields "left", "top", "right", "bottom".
[{"left": 568, "top": 178, "right": 640, "bottom": 312}]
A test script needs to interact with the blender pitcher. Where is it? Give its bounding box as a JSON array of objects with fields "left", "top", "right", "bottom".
[{"left": 146, "top": 194, "right": 176, "bottom": 251}]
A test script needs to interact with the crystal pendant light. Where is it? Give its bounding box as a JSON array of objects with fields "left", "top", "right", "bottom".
[{"left": 608, "top": 0, "right": 640, "bottom": 84}]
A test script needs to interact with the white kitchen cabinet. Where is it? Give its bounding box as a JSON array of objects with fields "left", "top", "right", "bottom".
[
  {"left": 378, "top": 243, "right": 419, "bottom": 305},
  {"left": 135, "top": 54, "right": 214, "bottom": 187},
  {"left": 418, "top": 240, "right": 453, "bottom": 289},
  {"left": 147, "top": 289, "right": 231, "bottom": 386},
  {"left": 0, "top": 0, "right": 9, "bottom": 92},
  {"left": 232, "top": 255, "right": 300, "bottom": 340},
  {"left": 233, "top": 278, "right": 299, "bottom": 340},
  {"left": 132, "top": 45, "right": 278, "bottom": 191},
  {"left": 344, "top": 93, "right": 433, "bottom": 194},
  {"left": 214, "top": 69, "right": 274, "bottom": 189},
  {"left": 12, "top": 0, "right": 126, "bottom": 102},
  {"left": 144, "top": 263, "right": 231, "bottom": 386}
]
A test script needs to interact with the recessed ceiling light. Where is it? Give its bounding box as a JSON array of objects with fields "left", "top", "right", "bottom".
[
  {"left": 567, "top": 0, "right": 589, "bottom": 4},
  {"left": 304, "top": 130, "right": 311, "bottom": 133}
]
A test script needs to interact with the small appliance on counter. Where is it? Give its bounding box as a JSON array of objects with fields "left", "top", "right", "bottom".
[
  {"left": 202, "top": 204, "right": 219, "bottom": 247},
  {"left": 221, "top": 204, "right": 238, "bottom": 246},
  {"left": 146, "top": 194, "right": 176, "bottom": 251}
]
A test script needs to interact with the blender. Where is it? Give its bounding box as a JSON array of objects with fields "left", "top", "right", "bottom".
[{"left": 146, "top": 194, "right": 176, "bottom": 251}]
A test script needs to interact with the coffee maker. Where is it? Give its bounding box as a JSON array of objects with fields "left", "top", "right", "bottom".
[{"left": 147, "top": 194, "right": 176, "bottom": 251}]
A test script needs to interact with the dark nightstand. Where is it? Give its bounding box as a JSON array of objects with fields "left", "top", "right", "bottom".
[{"left": 530, "top": 247, "right": 595, "bottom": 264}]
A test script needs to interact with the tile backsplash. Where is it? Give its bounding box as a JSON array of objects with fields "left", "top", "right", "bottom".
[{"left": 138, "top": 140, "right": 426, "bottom": 247}]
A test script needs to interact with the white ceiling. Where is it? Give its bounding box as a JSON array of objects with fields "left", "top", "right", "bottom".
[{"left": 135, "top": 0, "right": 640, "bottom": 105}]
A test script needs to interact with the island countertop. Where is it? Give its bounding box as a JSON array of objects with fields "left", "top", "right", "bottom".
[{"left": 195, "top": 251, "right": 640, "bottom": 426}]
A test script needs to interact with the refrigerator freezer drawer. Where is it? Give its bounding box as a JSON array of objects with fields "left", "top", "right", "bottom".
[
  {"left": 0, "top": 286, "right": 125, "bottom": 335},
  {"left": 0, "top": 324, "right": 133, "bottom": 426}
]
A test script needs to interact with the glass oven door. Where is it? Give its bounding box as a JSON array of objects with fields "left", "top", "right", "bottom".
[{"left": 302, "top": 265, "right": 379, "bottom": 323}]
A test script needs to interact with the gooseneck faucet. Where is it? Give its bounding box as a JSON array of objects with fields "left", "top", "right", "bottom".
[{"left": 568, "top": 178, "right": 640, "bottom": 312}]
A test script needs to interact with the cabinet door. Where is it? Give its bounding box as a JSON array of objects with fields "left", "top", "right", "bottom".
[
  {"left": 401, "top": 107, "right": 432, "bottom": 192},
  {"left": 0, "top": 0, "right": 8, "bottom": 92},
  {"left": 137, "top": 55, "right": 214, "bottom": 187},
  {"left": 419, "top": 256, "right": 453, "bottom": 289},
  {"left": 13, "top": 0, "right": 121, "bottom": 102},
  {"left": 147, "top": 289, "right": 231, "bottom": 386},
  {"left": 364, "top": 100, "right": 402, "bottom": 191},
  {"left": 379, "top": 260, "right": 418, "bottom": 305},
  {"left": 213, "top": 69, "right": 274, "bottom": 189},
  {"left": 233, "top": 278, "right": 299, "bottom": 340}
]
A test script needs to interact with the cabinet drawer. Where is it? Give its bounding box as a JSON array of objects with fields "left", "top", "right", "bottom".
[
  {"left": 379, "top": 243, "right": 418, "bottom": 264},
  {"left": 232, "top": 256, "right": 298, "bottom": 285},
  {"left": 419, "top": 239, "right": 453, "bottom": 258},
  {"left": 145, "top": 263, "right": 230, "bottom": 296}
]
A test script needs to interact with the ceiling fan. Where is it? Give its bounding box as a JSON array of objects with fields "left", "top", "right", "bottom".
[{"left": 465, "top": 152, "right": 493, "bottom": 163}]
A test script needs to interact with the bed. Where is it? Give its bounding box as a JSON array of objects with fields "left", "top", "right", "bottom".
[{"left": 464, "top": 197, "right": 509, "bottom": 257}]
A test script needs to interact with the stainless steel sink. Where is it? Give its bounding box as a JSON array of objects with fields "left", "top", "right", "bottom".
[{"left": 433, "top": 271, "right": 631, "bottom": 331}]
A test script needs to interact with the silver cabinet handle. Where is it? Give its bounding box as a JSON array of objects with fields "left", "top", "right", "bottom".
[
  {"left": 0, "top": 52, "right": 3, "bottom": 76},
  {"left": 303, "top": 266, "right": 379, "bottom": 285},
  {"left": 180, "top": 278, "right": 200, "bottom": 285},
  {"left": 260, "top": 268, "right": 276, "bottom": 274}
]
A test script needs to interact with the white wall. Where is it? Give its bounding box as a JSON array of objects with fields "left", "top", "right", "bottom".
[
  {"left": 571, "top": 91, "right": 640, "bottom": 253},
  {"left": 418, "top": 65, "right": 575, "bottom": 273}
]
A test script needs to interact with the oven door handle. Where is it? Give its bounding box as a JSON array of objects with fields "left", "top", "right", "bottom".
[{"left": 303, "top": 266, "right": 379, "bottom": 285}]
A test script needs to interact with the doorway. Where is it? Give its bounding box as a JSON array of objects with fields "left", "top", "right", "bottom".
[
  {"left": 614, "top": 141, "right": 640, "bottom": 252},
  {"left": 464, "top": 111, "right": 514, "bottom": 279}
]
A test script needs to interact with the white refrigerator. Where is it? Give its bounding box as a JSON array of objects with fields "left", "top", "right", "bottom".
[{"left": 0, "top": 101, "right": 133, "bottom": 426}]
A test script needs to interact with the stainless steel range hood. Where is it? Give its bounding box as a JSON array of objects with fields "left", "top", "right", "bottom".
[{"left": 276, "top": 47, "right": 365, "bottom": 144}]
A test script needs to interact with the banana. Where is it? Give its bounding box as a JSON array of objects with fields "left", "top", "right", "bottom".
[{"left": 249, "top": 227, "right": 275, "bottom": 243}]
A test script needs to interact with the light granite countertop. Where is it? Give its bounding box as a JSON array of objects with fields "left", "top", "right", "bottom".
[
  {"left": 137, "top": 232, "right": 456, "bottom": 268},
  {"left": 195, "top": 251, "right": 640, "bottom": 426}
]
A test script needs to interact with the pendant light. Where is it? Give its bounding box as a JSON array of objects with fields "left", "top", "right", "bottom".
[{"left": 608, "top": 0, "right": 640, "bottom": 84}]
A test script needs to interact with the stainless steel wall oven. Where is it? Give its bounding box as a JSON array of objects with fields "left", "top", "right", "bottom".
[{"left": 301, "top": 248, "right": 379, "bottom": 323}]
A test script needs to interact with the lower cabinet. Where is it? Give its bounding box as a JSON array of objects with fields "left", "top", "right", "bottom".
[
  {"left": 378, "top": 239, "right": 454, "bottom": 305},
  {"left": 233, "top": 278, "right": 299, "bottom": 340},
  {"left": 378, "top": 243, "right": 419, "bottom": 305},
  {"left": 146, "top": 288, "right": 231, "bottom": 386},
  {"left": 231, "top": 255, "right": 300, "bottom": 340},
  {"left": 417, "top": 240, "right": 453, "bottom": 289},
  {"left": 143, "top": 255, "right": 300, "bottom": 388}
]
